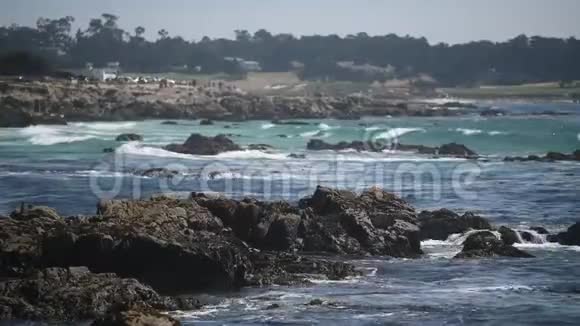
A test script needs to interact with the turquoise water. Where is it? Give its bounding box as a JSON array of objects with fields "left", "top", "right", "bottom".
[{"left": 1, "top": 102, "right": 580, "bottom": 325}]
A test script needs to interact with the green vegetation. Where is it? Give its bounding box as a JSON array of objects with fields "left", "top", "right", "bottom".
[{"left": 1, "top": 13, "right": 580, "bottom": 88}]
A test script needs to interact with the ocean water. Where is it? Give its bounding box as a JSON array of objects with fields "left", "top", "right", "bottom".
[{"left": 1, "top": 101, "right": 580, "bottom": 324}]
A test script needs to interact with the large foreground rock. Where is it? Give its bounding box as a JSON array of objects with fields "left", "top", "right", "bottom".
[
  {"left": 164, "top": 133, "right": 241, "bottom": 155},
  {"left": 0, "top": 267, "right": 167, "bottom": 321},
  {"left": 454, "top": 231, "right": 534, "bottom": 259},
  {"left": 1, "top": 194, "right": 360, "bottom": 298},
  {"left": 192, "top": 186, "right": 422, "bottom": 257},
  {"left": 418, "top": 209, "right": 492, "bottom": 240}
]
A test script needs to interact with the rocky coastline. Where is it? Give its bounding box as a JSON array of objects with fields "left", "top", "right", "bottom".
[
  {"left": 2, "top": 186, "right": 579, "bottom": 323},
  {"left": 0, "top": 79, "right": 481, "bottom": 128}
]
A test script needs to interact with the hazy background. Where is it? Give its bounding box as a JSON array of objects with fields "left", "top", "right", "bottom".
[{"left": 1, "top": 0, "right": 579, "bottom": 44}]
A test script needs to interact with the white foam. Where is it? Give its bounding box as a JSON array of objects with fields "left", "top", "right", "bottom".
[
  {"left": 300, "top": 130, "right": 321, "bottom": 137},
  {"left": 72, "top": 122, "right": 137, "bottom": 130},
  {"left": 373, "top": 128, "right": 425, "bottom": 140},
  {"left": 454, "top": 128, "right": 507, "bottom": 136},
  {"left": 117, "top": 143, "right": 288, "bottom": 160},
  {"left": 577, "top": 133, "right": 580, "bottom": 141},
  {"left": 318, "top": 123, "right": 334, "bottom": 130},
  {"left": 261, "top": 123, "right": 276, "bottom": 129},
  {"left": 364, "top": 126, "right": 381, "bottom": 131},
  {"left": 19, "top": 126, "right": 96, "bottom": 145},
  {"left": 455, "top": 128, "right": 483, "bottom": 136}
]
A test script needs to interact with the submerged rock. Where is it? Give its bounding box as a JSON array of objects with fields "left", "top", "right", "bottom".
[
  {"left": 454, "top": 231, "right": 534, "bottom": 258},
  {"left": 419, "top": 209, "right": 491, "bottom": 241},
  {"left": 164, "top": 133, "right": 241, "bottom": 155},
  {"left": 116, "top": 133, "right": 143, "bottom": 142},
  {"left": 200, "top": 119, "right": 214, "bottom": 125}
]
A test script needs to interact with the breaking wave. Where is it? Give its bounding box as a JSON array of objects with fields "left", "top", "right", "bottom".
[
  {"left": 454, "top": 128, "right": 508, "bottom": 136},
  {"left": 373, "top": 128, "right": 425, "bottom": 140},
  {"left": 261, "top": 123, "right": 276, "bottom": 129},
  {"left": 116, "top": 143, "right": 288, "bottom": 160},
  {"left": 71, "top": 121, "right": 137, "bottom": 131},
  {"left": 19, "top": 126, "right": 97, "bottom": 145}
]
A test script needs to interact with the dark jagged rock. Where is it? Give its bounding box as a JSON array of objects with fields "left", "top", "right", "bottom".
[
  {"left": 200, "top": 119, "right": 214, "bottom": 125},
  {"left": 300, "top": 186, "right": 421, "bottom": 257},
  {"left": 551, "top": 222, "right": 580, "bottom": 246},
  {"left": 193, "top": 186, "right": 421, "bottom": 257},
  {"left": 103, "top": 147, "right": 115, "bottom": 153},
  {"left": 92, "top": 308, "right": 181, "bottom": 326},
  {"left": 454, "top": 231, "right": 534, "bottom": 259},
  {"left": 140, "top": 168, "right": 179, "bottom": 178},
  {"left": 165, "top": 133, "right": 241, "bottom": 155},
  {"left": 307, "top": 139, "right": 374, "bottom": 152},
  {"left": 498, "top": 226, "right": 519, "bottom": 245},
  {"left": 0, "top": 267, "right": 168, "bottom": 322},
  {"left": 116, "top": 133, "right": 143, "bottom": 142},
  {"left": 438, "top": 143, "right": 477, "bottom": 158},
  {"left": 246, "top": 252, "right": 359, "bottom": 286},
  {"left": 418, "top": 209, "right": 492, "bottom": 240},
  {"left": 306, "top": 140, "right": 477, "bottom": 158}
]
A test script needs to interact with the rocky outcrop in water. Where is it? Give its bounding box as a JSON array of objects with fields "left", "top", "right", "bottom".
[
  {"left": 454, "top": 231, "right": 534, "bottom": 259},
  {"left": 116, "top": 133, "right": 144, "bottom": 142},
  {"left": 549, "top": 222, "right": 580, "bottom": 246},
  {"left": 164, "top": 133, "right": 241, "bottom": 155},
  {"left": 192, "top": 186, "right": 422, "bottom": 257},
  {"left": 505, "top": 150, "right": 580, "bottom": 162},
  {"left": 306, "top": 139, "right": 478, "bottom": 158},
  {"left": 418, "top": 209, "right": 492, "bottom": 240}
]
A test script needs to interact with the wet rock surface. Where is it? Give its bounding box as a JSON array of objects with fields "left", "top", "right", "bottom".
[
  {"left": 419, "top": 209, "right": 492, "bottom": 240},
  {"left": 306, "top": 139, "right": 478, "bottom": 158},
  {"left": 164, "top": 133, "right": 241, "bottom": 155},
  {"left": 0, "top": 267, "right": 168, "bottom": 321},
  {"left": 116, "top": 133, "right": 144, "bottom": 142},
  {"left": 454, "top": 231, "right": 535, "bottom": 259}
]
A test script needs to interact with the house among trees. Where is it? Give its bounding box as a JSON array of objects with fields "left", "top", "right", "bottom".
[
  {"left": 83, "top": 62, "right": 119, "bottom": 80},
  {"left": 224, "top": 57, "right": 262, "bottom": 72}
]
